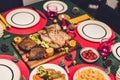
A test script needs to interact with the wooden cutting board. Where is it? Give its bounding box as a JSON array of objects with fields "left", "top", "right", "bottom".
[{"left": 12, "top": 41, "right": 79, "bottom": 69}]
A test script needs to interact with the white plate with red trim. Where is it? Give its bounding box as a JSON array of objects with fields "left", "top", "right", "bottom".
[
  {"left": 77, "top": 20, "right": 112, "bottom": 42},
  {"left": 6, "top": 8, "right": 40, "bottom": 28},
  {"left": 0, "top": 59, "right": 20, "bottom": 80},
  {"left": 29, "top": 63, "right": 68, "bottom": 80},
  {"left": 112, "top": 42, "right": 120, "bottom": 61}
]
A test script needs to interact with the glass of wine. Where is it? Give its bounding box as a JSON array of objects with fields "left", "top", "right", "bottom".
[
  {"left": 98, "top": 38, "right": 112, "bottom": 60},
  {"left": 47, "top": 5, "right": 58, "bottom": 20}
]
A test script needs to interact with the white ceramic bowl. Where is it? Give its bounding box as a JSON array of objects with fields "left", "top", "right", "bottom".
[{"left": 80, "top": 47, "right": 99, "bottom": 63}]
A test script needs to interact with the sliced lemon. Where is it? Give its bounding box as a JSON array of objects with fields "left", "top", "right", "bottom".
[
  {"left": 69, "top": 40, "right": 76, "bottom": 47},
  {"left": 13, "top": 36, "right": 22, "bottom": 44},
  {"left": 46, "top": 47, "right": 54, "bottom": 57}
]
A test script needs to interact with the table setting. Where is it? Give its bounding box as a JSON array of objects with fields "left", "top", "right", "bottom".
[{"left": 0, "top": 0, "right": 120, "bottom": 80}]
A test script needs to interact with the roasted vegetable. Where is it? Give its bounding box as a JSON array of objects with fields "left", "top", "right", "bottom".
[
  {"left": 37, "top": 66, "right": 48, "bottom": 77},
  {"left": 29, "top": 33, "right": 50, "bottom": 48}
]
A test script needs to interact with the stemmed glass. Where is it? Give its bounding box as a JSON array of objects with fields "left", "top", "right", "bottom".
[
  {"left": 47, "top": 5, "right": 58, "bottom": 20},
  {"left": 98, "top": 38, "right": 112, "bottom": 60}
]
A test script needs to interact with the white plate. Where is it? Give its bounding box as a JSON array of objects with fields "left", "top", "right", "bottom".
[
  {"left": 112, "top": 42, "right": 120, "bottom": 61},
  {"left": 73, "top": 66, "right": 110, "bottom": 80},
  {"left": 29, "top": 63, "right": 68, "bottom": 80},
  {"left": 77, "top": 20, "right": 112, "bottom": 42},
  {"left": 6, "top": 8, "right": 40, "bottom": 28},
  {"left": 0, "top": 59, "right": 20, "bottom": 80},
  {"left": 43, "top": 1, "right": 68, "bottom": 13}
]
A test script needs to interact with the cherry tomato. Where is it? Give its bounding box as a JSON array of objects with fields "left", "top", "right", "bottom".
[
  {"left": 93, "top": 54, "right": 97, "bottom": 59},
  {"left": 57, "top": 48, "right": 62, "bottom": 52},
  {"left": 43, "top": 54, "right": 48, "bottom": 58},
  {"left": 82, "top": 49, "right": 98, "bottom": 60}
]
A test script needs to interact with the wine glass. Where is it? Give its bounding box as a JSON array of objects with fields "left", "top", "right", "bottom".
[
  {"left": 47, "top": 5, "right": 58, "bottom": 20},
  {"left": 98, "top": 38, "right": 112, "bottom": 60}
]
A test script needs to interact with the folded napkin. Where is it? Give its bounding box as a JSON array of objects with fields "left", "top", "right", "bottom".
[
  {"left": 0, "top": 14, "right": 11, "bottom": 29},
  {"left": 68, "top": 14, "right": 94, "bottom": 24},
  {"left": 0, "top": 20, "right": 6, "bottom": 30}
]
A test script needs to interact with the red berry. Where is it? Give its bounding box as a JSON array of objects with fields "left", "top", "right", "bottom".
[{"left": 43, "top": 54, "right": 48, "bottom": 58}]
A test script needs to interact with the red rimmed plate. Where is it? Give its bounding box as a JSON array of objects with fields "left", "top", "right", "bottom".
[
  {"left": 67, "top": 24, "right": 116, "bottom": 49},
  {"left": 2, "top": 8, "right": 47, "bottom": 35},
  {"left": 69, "top": 64, "right": 115, "bottom": 80},
  {"left": 0, "top": 54, "right": 30, "bottom": 80},
  {"left": 77, "top": 20, "right": 112, "bottom": 42},
  {"left": 0, "top": 59, "right": 21, "bottom": 80}
]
